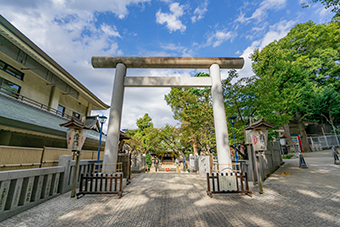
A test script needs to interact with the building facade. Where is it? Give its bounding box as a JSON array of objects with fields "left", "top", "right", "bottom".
[{"left": 0, "top": 15, "right": 110, "bottom": 150}]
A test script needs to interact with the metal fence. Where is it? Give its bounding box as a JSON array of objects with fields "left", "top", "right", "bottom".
[
  {"left": 0, "top": 86, "right": 73, "bottom": 119},
  {"left": 308, "top": 135, "right": 340, "bottom": 150}
]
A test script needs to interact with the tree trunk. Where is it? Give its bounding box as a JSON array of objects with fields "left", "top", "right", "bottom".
[
  {"left": 192, "top": 136, "right": 198, "bottom": 154},
  {"left": 321, "top": 113, "right": 340, "bottom": 146},
  {"left": 321, "top": 113, "right": 336, "bottom": 134},
  {"left": 296, "top": 113, "right": 311, "bottom": 152},
  {"left": 283, "top": 123, "right": 292, "bottom": 145}
]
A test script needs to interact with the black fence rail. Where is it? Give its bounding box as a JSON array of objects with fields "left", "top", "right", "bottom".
[
  {"left": 76, "top": 173, "right": 123, "bottom": 199},
  {"left": 0, "top": 86, "right": 72, "bottom": 119}
]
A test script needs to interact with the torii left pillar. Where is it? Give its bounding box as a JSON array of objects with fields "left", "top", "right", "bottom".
[{"left": 103, "top": 63, "right": 126, "bottom": 172}]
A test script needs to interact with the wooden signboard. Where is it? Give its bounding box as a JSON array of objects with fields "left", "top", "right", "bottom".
[
  {"left": 218, "top": 175, "right": 237, "bottom": 191},
  {"left": 67, "top": 128, "right": 87, "bottom": 151},
  {"left": 250, "top": 129, "right": 268, "bottom": 151}
]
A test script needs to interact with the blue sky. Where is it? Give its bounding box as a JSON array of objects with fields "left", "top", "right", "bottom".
[{"left": 0, "top": 0, "right": 333, "bottom": 131}]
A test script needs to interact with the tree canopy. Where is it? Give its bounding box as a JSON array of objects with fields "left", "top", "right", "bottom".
[
  {"left": 251, "top": 19, "right": 340, "bottom": 151},
  {"left": 164, "top": 72, "right": 215, "bottom": 155}
]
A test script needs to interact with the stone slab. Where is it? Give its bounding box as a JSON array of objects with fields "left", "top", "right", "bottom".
[
  {"left": 124, "top": 77, "right": 212, "bottom": 87},
  {"left": 199, "top": 156, "right": 211, "bottom": 178}
]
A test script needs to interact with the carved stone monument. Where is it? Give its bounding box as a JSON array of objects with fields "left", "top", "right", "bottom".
[{"left": 199, "top": 156, "right": 211, "bottom": 178}]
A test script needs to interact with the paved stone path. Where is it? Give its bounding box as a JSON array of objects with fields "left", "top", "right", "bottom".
[{"left": 1, "top": 150, "right": 340, "bottom": 227}]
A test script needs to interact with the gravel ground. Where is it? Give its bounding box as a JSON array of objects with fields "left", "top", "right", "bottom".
[{"left": 1, "top": 150, "right": 339, "bottom": 227}]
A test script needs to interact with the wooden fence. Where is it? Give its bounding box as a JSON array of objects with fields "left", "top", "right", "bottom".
[
  {"left": 76, "top": 173, "right": 123, "bottom": 199},
  {"left": 206, "top": 172, "right": 252, "bottom": 198}
]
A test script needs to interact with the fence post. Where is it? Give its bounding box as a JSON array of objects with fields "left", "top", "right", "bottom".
[
  {"left": 39, "top": 146, "right": 46, "bottom": 168},
  {"left": 58, "top": 155, "right": 72, "bottom": 193},
  {"left": 247, "top": 145, "right": 256, "bottom": 185},
  {"left": 322, "top": 127, "right": 329, "bottom": 148},
  {"left": 0, "top": 180, "right": 10, "bottom": 212},
  {"left": 317, "top": 137, "right": 322, "bottom": 149},
  {"left": 334, "top": 132, "right": 340, "bottom": 147}
]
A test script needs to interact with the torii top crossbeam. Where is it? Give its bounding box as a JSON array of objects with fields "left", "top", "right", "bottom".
[{"left": 92, "top": 56, "right": 244, "bottom": 69}]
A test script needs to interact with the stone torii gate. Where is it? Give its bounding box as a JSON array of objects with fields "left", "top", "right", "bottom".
[{"left": 92, "top": 57, "right": 244, "bottom": 172}]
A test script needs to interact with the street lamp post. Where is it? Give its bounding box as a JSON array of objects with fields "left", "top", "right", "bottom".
[
  {"left": 97, "top": 115, "right": 107, "bottom": 163},
  {"left": 228, "top": 116, "right": 237, "bottom": 162}
]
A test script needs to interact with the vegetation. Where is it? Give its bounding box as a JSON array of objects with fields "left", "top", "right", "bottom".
[
  {"left": 145, "top": 153, "right": 152, "bottom": 169},
  {"left": 125, "top": 114, "right": 191, "bottom": 158},
  {"left": 164, "top": 72, "right": 215, "bottom": 155},
  {"left": 251, "top": 19, "right": 340, "bottom": 152},
  {"left": 283, "top": 154, "right": 295, "bottom": 159}
]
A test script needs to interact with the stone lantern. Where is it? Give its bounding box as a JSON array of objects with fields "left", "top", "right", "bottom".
[
  {"left": 244, "top": 118, "right": 274, "bottom": 194},
  {"left": 279, "top": 133, "right": 288, "bottom": 155},
  {"left": 60, "top": 118, "right": 89, "bottom": 198}
]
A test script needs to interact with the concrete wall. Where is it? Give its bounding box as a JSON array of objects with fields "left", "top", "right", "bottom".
[
  {"left": 48, "top": 86, "right": 62, "bottom": 110},
  {"left": 260, "top": 141, "right": 283, "bottom": 180},
  {"left": 0, "top": 54, "right": 89, "bottom": 118},
  {"left": 20, "top": 71, "right": 51, "bottom": 105},
  {"left": 59, "top": 94, "right": 88, "bottom": 117},
  {"left": 131, "top": 154, "right": 146, "bottom": 173}
]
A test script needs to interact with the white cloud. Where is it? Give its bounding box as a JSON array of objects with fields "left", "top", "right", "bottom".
[
  {"left": 2, "top": 0, "right": 151, "bottom": 20},
  {"left": 191, "top": 0, "right": 208, "bottom": 23},
  {"left": 122, "top": 87, "right": 179, "bottom": 129},
  {"left": 160, "top": 43, "right": 194, "bottom": 56},
  {"left": 161, "top": 43, "right": 184, "bottom": 51},
  {"left": 236, "top": 0, "right": 286, "bottom": 24},
  {"left": 314, "top": 4, "right": 333, "bottom": 22},
  {"left": 156, "top": 2, "right": 186, "bottom": 33},
  {"left": 205, "top": 30, "right": 237, "bottom": 47},
  {"left": 100, "top": 24, "right": 121, "bottom": 37},
  {"left": 235, "top": 12, "right": 247, "bottom": 24}
]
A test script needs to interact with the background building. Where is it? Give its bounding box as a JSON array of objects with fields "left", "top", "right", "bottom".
[{"left": 0, "top": 15, "right": 110, "bottom": 150}]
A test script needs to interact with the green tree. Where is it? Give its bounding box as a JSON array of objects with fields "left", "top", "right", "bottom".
[
  {"left": 145, "top": 153, "right": 152, "bottom": 169},
  {"left": 136, "top": 113, "right": 153, "bottom": 130},
  {"left": 164, "top": 72, "right": 215, "bottom": 155},
  {"left": 251, "top": 20, "right": 340, "bottom": 151},
  {"left": 312, "top": 86, "right": 340, "bottom": 133},
  {"left": 222, "top": 69, "right": 259, "bottom": 144},
  {"left": 126, "top": 113, "right": 157, "bottom": 154},
  {"left": 153, "top": 124, "right": 191, "bottom": 157}
]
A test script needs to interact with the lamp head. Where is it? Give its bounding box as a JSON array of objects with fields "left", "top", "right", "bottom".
[
  {"left": 98, "top": 115, "right": 107, "bottom": 124},
  {"left": 228, "top": 116, "right": 237, "bottom": 124}
]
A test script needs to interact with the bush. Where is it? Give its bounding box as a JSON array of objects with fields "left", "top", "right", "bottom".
[
  {"left": 283, "top": 154, "right": 295, "bottom": 159},
  {"left": 146, "top": 153, "right": 152, "bottom": 169}
]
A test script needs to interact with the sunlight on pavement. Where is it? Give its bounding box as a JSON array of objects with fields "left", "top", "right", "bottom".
[{"left": 296, "top": 189, "right": 322, "bottom": 198}]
